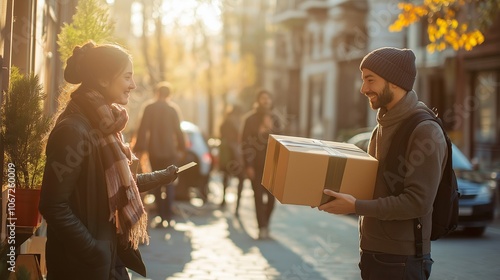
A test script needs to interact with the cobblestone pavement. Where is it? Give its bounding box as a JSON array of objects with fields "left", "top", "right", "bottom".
[
  {"left": 130, "top": 175, "right": 362, "bottom": 280},
  {"left": 130, "top": 174, "right": 500, "bottom": 280}
]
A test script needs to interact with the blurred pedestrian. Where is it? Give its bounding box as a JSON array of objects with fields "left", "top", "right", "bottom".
[
  {"left": 318, "top": 47, "right": 447, "bottom": 280},
  {"left": 39, "top": 41, "right": 179, "bottom": 279},
  {"left": 241, "top": 89, "right": 282, "bottom": 239},
  {"left": 133, "top": 81, "right": 186, "bottom": 228},
  {"left": 219, "top": 104, "right": 245, "bottom": 214}
]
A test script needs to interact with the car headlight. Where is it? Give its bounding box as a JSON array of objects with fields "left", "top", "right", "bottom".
[
  {"left": 487, "top": 179, "right": 497, "bottom": 191},
  {"left": 476, "top": 184, "right": 494, "bottom": 203}
]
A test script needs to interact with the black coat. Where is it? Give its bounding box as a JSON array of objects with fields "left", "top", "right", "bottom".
[
  {"left": 40, "top": 112, "right": 146, "bottom": 279},
  {"left": 241, "top": 109, "right": 282, "bottom": 174},
  {"left": 133, "top": 100, "right": 185, "bottom": 159}
]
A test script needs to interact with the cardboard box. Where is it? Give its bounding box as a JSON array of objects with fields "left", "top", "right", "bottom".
[{"left": 262, "top": 134, "right": 378, "bottom": 206}]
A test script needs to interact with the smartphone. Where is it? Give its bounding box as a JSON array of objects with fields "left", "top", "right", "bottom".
[{"left": 176, "top": 162, "right": 197, "bottom": 173}]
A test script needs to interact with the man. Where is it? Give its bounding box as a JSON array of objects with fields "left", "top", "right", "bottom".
[
  {"left": 241, "top": 89, "right": 282, "bottom": 239},
  {"left": 219, "top": 104, "right": 245, "bottom": 213},
  {"left": 134, "top": 81, "right": 186, "bottom": 228},
  {"left": 319, "top": 47, "right": 447, "bottom": 279}
]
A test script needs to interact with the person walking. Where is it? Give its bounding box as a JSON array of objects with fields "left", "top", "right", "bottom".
[
  {"left": 219, "top": 104, "right": 245, "bottom": 214},
  {"left": 241, "top": 89, "right": 282, "bottom": 239},
  {"left": 39, "top": 41, "right": 179, "bottom": 280},
  {"left": 133, "top": 81, "right": 186, "bottom": 228},
  {"left": 318, "top": 47, "right": 448, "bottom": 280}
]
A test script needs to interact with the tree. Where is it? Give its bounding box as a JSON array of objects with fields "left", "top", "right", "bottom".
[
  {"left": 1, "top": 67, "right": 52, "bottom": 188},
  {"left": 139, "top": 0, "right": 167, "bottom": 88},
  {"left": 131, "top": 0, "right": 257, "bottom": 136},
  {"left": 238, "top": 0, "right": 267, "bottom": 88},
  {"left": 57, "top": 0, "right": 115, "bottom": 64},
  {"left": 390, "top": 0, "right": 500, "bottom": 52},
  {"left": 56, "top": 0, "right": 115, "bottom": 105}
]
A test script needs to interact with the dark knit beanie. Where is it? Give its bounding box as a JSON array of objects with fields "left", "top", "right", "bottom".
[{"left": 360, "top": 47, "right": 416, "bottom": 91}]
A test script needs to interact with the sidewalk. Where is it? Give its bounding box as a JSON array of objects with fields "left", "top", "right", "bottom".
[{"left": 129, "top": 174, "right": 347, "bottom": 280}]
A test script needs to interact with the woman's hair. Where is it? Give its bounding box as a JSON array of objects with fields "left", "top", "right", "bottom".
[{"left": 64, "top": 41, "right": 132, "bottom": 87}]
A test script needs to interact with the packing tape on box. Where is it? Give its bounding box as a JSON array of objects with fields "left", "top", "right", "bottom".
[
  {"left": 275, "top": 140, "right": 354, "bottom": 204},
  {"left": 269, "top": 141, "right": 281, "bottom": 194},
  {"left": 280, "top": 139, "right": 365, "bottom": 154},
  {"left": 319, "top": 148, "right": 346, "bottom": 204}
]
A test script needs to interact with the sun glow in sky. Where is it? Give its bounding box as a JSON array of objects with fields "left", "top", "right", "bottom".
[{"left": 131, "top": 0, "right": 222, "bottom": 37}]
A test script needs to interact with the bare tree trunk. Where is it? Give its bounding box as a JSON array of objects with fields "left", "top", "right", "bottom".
[
  {"left": 239, "top": 0, "right": 265, "bottom": 87},
  {"left": 156, "top": 16, "right": 165, "bottom": 81},
  {"left": 196, "top": 18, "right": 215, "bottom": 137},
  {"left": 206, "top": 58, "right": 214, "bottom": 137},
  {"left": 220, "top": 0, "right": 232, "bottom": 114},
  {"left": 155, "top": 0, "right": 166, "bottom": 81},
  {"left": 141, "top": 0, "right": 157, "bottom": 88}
]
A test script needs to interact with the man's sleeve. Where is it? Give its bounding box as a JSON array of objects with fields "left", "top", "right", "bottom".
[
  {"left": 172, "top": 108, "right": 186, "bottom": 153},
  {"left": 356, "top": 121, "right": 447, "bottom": 220},
  {"left": 133, "top": 106, "right": 151, "bottom": 153}
]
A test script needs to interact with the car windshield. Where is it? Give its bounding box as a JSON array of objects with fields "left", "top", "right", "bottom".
[
  {"left": 347, "top": 132, "right": 474, "bottom": 171},
  {"left": 181, "top": 121, "right": 209, "bottom": 153},
  {"left": 452, "top": 144, "right": 473, "bottom": 171}
]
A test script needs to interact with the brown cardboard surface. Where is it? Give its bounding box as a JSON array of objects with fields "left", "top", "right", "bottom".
[
  {"left": 262, "top": 134, "right": 378, "bottom": 206},
  {"left": 25, "top": 236, "right": 47, "bottom": 277}
]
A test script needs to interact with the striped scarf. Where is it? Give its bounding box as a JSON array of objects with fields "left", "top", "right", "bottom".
[{"left": 69, "top": 89, "right": 149, "bottom": 249}]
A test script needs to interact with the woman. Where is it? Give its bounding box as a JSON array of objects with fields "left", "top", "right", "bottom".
[
  {"left": 241, "top": 89, "right": 282, "bottom": 239},
  {"left": 39, "top": 41, "right": 178, "bottom": 279}
]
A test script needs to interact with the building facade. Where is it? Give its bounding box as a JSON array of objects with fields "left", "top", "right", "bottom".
[
  {"left": 273, "top": 0, "right": 372, "bottom": 140},
  {"left": 456, "top": 16, "right": 500, "bottom": 170},
  {"left": 1, "top": 0, "right": 78, "bottom": 115},
  {"left": 270, "top": 0, "right": 500, "bottom": 170}
]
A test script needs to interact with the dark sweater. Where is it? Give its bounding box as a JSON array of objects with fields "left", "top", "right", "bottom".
[{"left": 355, "top": 91, "right": 448, "bottom": 255}]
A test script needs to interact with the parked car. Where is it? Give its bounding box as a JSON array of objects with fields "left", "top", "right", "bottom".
[
  {"left": 176, "top": 121, "right": 213, "bottom": 201},
  {"left": 347, "top": 132, "right": 496, "bottom": 236}
]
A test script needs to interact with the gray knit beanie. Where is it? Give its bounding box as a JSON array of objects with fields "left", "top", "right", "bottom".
[{"left": 360, "top": 47, "right": 416, "bottom": 91}]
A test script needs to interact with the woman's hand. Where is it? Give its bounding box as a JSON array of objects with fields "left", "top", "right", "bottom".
[
  {"left": 157, "top": 165, "right": 179, "bottom": 184},
  {"left": 136, "top": 165, "right": 179, "bottom": 193},
  {"left": 318, "top": 189, "right": 356, "bottom": 215}
]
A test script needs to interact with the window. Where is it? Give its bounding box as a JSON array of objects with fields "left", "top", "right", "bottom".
[{"left": 474, "top": 71, "right": 498, "bottom": 144}]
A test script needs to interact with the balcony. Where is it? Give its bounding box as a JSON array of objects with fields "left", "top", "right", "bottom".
[
  {"left": 273, "top": 10, "right": 307, "bottom": 26},
  {"left": 299, "top": 0, "right": 329, "bottom": 12},
  {"left": 273, "top": 2, "right": 307, "bottom": 26}
]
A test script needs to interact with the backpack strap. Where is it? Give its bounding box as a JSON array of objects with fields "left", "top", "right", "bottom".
[
  {"left": 383, "top": 111, "right": 437, "bottom": 194},
  {"left": 383, "top": 110, "right": 440, "bottom": 258}
]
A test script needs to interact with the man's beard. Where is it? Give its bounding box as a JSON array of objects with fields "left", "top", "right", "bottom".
[{"left": 369, "top": 82, "right": 393, "bottom": 110}]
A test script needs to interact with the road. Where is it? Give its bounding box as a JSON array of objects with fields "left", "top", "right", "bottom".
[{"left": 131, "top": 175, "right": 500, "bottom": 280}]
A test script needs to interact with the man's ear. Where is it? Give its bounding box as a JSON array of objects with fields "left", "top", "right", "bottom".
[
  {"left": 388, "top": 82, "right": 406, "bottom": 94},
  {"left": 388, "top": 82, "right": 399, "bottom": 90}
]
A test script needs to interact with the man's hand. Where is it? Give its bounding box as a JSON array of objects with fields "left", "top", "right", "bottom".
[{"left": 318, "top": 189, "right": 356, "bottom": 215}]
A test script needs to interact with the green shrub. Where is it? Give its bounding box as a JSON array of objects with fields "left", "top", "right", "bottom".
[{"left": 1, "top": 67, "right": 52, "bottom": 188}]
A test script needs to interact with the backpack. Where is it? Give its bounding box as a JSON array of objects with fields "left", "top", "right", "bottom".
[{"left": 382, "top": 110, "right": 459, "bottom": 257}]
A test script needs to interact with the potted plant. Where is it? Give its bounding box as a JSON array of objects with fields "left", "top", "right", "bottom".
[
  {"left": 1, "top": 67, "right": 52, "bottom": 228},
  {"left": 0, "top": 239, "right": 11, "bottom": 279}
]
